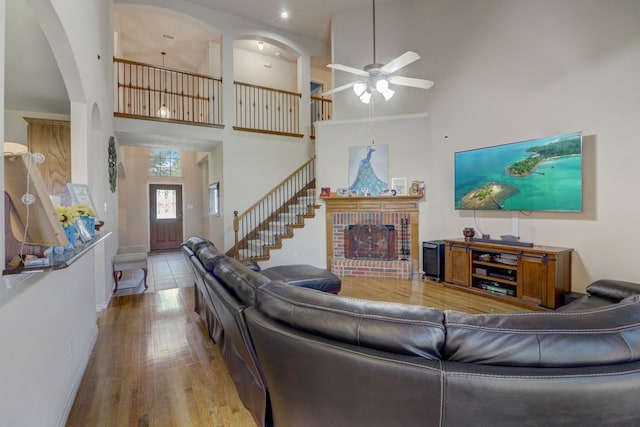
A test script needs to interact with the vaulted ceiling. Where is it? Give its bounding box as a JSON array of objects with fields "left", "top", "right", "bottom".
[{"left": 5, "top": 0, "right": 390, "bottom": 115}]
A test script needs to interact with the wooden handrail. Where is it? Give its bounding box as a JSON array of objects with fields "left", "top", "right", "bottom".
[
  {"left": 234, "top": 80, "right": 302, "bottom": 97},
  {"left": 311, "top": 96, "right": 333, "bottom": 103},
  {"left": 114, "top": 57, "right": 222, "bottom": 81},
  {"left": 236, "top": 156, "right": 316, "bottom": 221}
]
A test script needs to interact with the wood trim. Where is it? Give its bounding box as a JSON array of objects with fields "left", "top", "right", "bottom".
[
  {"left": 232, "top": 126, "right": 304, "bottom": 138},
  {"left": 234, "top": 81, "right": 302, "bottom": 97}
]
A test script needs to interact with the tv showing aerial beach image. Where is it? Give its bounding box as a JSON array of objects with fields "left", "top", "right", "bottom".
[{"left": 454, "top": 131, "right": 583, "bottom": 211}]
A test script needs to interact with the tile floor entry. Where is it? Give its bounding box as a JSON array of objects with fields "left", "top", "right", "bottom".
[{"left": 113, "top": 250, "right": 193, "bottom": 296}]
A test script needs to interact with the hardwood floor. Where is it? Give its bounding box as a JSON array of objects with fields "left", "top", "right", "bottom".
[{"left": 66, "top": 267, "right": 531, "bottom": 426}]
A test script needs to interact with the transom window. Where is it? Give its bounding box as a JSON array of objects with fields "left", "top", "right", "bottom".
[{"left": 149, "top": 148, "right": 182, "bottom": 177}]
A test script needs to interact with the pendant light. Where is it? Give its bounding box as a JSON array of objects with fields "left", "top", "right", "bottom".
[{"left": 157, "top": 52, "right": 170, "bottom": 118}]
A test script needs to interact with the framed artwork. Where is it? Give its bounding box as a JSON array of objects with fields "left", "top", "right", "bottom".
[
  {"left": 391, "top": 178, "right": 408, "bottom": 195},
  {"left": 67, "top": 183, "right": 99, "bottom": 218},
  {"left": 320, "top": 187, "right": 331, "bottom": 198},
  {"left": 209, "top": 182, "right": 220, "bottom": 216},
  {"left": 348, "top": 144, "right": 389, "bottom": 195}
]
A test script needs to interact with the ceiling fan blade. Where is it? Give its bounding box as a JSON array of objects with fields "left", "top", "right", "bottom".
[
  {"left": 380, "top": 51, "right": 421, "bottom": 74},
  {"left": 321, "top": 82, "right": 357, "bottom": 96},
  {"left": 327, "top": 63, "right": 370, "bottom": 77},
  {"left": 389, "top": 75, "right": 434, "bottom": 90}
]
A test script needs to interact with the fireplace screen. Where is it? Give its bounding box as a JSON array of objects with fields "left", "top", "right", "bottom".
[{"left": 344, "top": 224, "right": 397, "bottom": 260}]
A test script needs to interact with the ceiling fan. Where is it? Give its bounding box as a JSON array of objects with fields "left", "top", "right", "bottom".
[{"left": 322, "top": 0, "right": 434, "bottom": 103}]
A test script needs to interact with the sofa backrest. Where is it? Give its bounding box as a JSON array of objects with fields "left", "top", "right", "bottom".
[
  {"left": 444, "top": 295, "right": 640, "bottom": 367},
  {"left": 213, "top": 256, "right": 271, "bottom": 307},
  {"left": 255, "top": 280, "right": 445, "bottom": 359}
]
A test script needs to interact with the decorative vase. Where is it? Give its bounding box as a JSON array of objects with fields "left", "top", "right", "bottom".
[
  {"left": 463, "top": 227, "right": 475, "bottom": 240},
  {"left": 63, "top": 225, "right": 76, "bottom": 248},
  {"left": 83, "top": 216, "right": 96, "bottom": 238}
]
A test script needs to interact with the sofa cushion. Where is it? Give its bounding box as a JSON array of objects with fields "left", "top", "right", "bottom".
[
  {"left": 587, "top": 279, "right": 640, "bottom": 302},
  {"left": 187, "top": 236, "right": 214, "bottom": 253},
  {"left": 444, "top": 295, "right": 640, "bottom": 367},
  {"left": 213, "top": 256, "right": 271, "bottom": 306},
  {"left": 196, "top": 245, "right": 225, "bottom": 272},
  {"left": 260, "top": 264, "right": 341, "bottom": 293},
  {"left": 256, "top": 280, "right": 445, "bottom": 359}
]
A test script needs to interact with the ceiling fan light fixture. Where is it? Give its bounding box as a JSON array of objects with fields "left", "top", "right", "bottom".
[
  {"left": 353, "top": 82, "right": 368, "bottom": 96},
  {"left": 375, "top": 78, "right": 389, "bottom": 92},
  {"left": 381, "top": 87, "right": 395, "bottom": 101},
  {"left": 359, "top": 90, "right": 372, "bottom": 104}
]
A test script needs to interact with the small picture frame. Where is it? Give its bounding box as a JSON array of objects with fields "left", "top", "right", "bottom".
[
  {"left": 391, "top": 178, "right": 408, "bottom": 195},
  {"left": 320, "top": 187, "right": 331, "bottom": 198},
  {"left": 67, "top": 183, "right": 99, "bottom": 219},
  {"left": 337, "top": 188, "right": 349, "bottom": 197}
]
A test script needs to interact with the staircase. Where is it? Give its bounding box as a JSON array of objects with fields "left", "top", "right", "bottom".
[{"left": 229, "top": 157, "right": 319, "bottom": 261}]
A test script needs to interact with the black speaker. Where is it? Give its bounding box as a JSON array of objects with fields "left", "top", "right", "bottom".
[{"left": 422, "top": 240, "right": 445, "bottom": 282}]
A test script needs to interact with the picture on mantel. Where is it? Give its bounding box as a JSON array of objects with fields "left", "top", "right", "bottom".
[{"left": 348, "top": 144, "right": 389, "bottom": 196}]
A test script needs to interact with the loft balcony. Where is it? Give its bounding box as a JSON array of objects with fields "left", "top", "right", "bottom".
[{"left": 114, "top": 57, "right": 331, "bottom": 138}]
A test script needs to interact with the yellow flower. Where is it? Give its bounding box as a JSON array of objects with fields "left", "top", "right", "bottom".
[
  {"left": 73, "top": 203, "right": 96, "bottom": 218},
  {"left": 55, "top": 205, "right": 79, "bottom": 227}
]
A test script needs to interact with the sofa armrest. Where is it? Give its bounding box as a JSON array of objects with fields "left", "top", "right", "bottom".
[{"left": 586, "top": 279, "right": 640, "bottom": 302}]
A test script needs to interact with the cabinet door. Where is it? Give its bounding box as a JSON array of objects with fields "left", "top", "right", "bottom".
[
  {"left": 519, "top": 256, "right": 546, "bottom": 306},
  {"left": 25, "top": 117, "right": 71, "bottom": 205},
  {"left": 445, "top": 244, "right": 470, "bottom": 286}
]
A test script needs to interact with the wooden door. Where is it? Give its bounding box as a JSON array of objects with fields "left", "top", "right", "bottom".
[{"left": 149, "top": 184, "right": 183, "bottom": 251}]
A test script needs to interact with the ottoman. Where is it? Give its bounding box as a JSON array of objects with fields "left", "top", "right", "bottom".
[{"left": 261, "top": 264, "right": 342, "bottom": 294}]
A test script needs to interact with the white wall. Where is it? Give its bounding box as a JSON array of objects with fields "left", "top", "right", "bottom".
[
  {"left": 328, "top": 0, "right": 640, "bottom": 291},
  {"left": 233, "top": 47, "right": 297, "bottom": 92},
  {"left": 1, "top": 0, "right": 114, "bottom": 425},
  {"left": 221, "top": 132, "right": 314, "bottom": 251}
]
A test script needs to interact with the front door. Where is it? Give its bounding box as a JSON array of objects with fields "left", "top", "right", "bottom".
[{"left": 149, "top": 184, "right": 183, "bottom": 251}]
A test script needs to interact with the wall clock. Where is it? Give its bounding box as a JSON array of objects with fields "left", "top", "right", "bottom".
[{"left": 108, "top": 136, "right": 117, "bottom": 193}]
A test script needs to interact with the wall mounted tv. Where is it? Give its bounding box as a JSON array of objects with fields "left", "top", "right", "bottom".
[{"left": 454, "top": 131, "right": 582, "bottom": 211}]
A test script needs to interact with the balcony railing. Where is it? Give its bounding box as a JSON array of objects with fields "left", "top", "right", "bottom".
[
  {"left": 114, "top": 57, "right": 222, "bottom": 126},
  {"left": 113, "top": 58, "right": 332, "bottom": 137},
  {"left": 310, "top": 96, "right": 332, "bottom": 138},
  {"left": 234, "top": 81, "right": 302, "bottom": 138}
]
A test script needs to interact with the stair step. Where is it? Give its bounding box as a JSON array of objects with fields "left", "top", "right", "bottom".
[
  {"left": 278, "top": 212, "right": 300, "bottom": 224},
  {"left": 287, "top": 204, "right": 309, "bottom": 214},
  {"left": 297, "top": 195, "right": 315, "bottom": 204},
  {"left": 267, "top": 221, "right": 290, "bottom": 234},
  {"left": 257, "top": 230, "right": 278, "bottom": 244}
]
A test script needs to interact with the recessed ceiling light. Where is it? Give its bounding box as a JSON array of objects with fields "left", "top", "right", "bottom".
[{"left": 280, "top": 11, "right": 289, "bottom": 19}]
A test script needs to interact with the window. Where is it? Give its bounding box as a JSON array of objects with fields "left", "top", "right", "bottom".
[{"left": 149, "top": 148, "right": 182, "bottom": 177}]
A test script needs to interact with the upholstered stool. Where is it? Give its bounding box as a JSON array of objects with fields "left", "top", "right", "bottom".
[
  {"left": 261, "top": 264, "right": 342, "bottom": 294},
  {"left": 112, "top": 245, "right": 148, "bottom": 293}
]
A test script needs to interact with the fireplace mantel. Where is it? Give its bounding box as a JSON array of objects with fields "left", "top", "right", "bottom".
[{"left": 322, "top": 195, "right": 423, "bottom": 277}]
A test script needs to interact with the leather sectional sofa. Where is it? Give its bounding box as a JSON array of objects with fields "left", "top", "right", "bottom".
[{"left": 183, "top": 236, "right": 640, "bottom": 427}]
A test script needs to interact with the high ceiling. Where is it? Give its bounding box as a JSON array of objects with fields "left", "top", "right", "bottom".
[
  {"left": 182, "top": 0, "right": 386, "bottom": 44},
  {"left": 5, "top": 0, "right": 390, "bottom": 116}
]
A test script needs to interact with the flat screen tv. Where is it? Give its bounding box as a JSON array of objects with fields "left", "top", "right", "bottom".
[{"left": 454, "top": 131, "right": 582, "bottom": 211}]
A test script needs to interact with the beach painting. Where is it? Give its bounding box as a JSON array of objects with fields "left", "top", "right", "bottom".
[
  {"left": 348, "top": 144, "right": 389, "bottom": 196},
  {"left": 454, "top": 132, "right": 582, "bottom": 211}
]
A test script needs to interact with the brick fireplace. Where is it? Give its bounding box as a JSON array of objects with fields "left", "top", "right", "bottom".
[{"left": 322, "top": 195, "right": 423, "bottom": 280}]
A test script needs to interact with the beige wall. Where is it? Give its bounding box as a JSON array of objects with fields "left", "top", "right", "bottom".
[
  {"left": 117, "top": 146, "right": 204, "bottom": 248},
  {"left": 325, "top": 0, "right": 640, "bottom": 292}
]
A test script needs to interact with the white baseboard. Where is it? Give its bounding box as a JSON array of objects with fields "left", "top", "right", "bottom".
[{"left": 57, "top": 326, "right": 99, "bottom": 427}]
